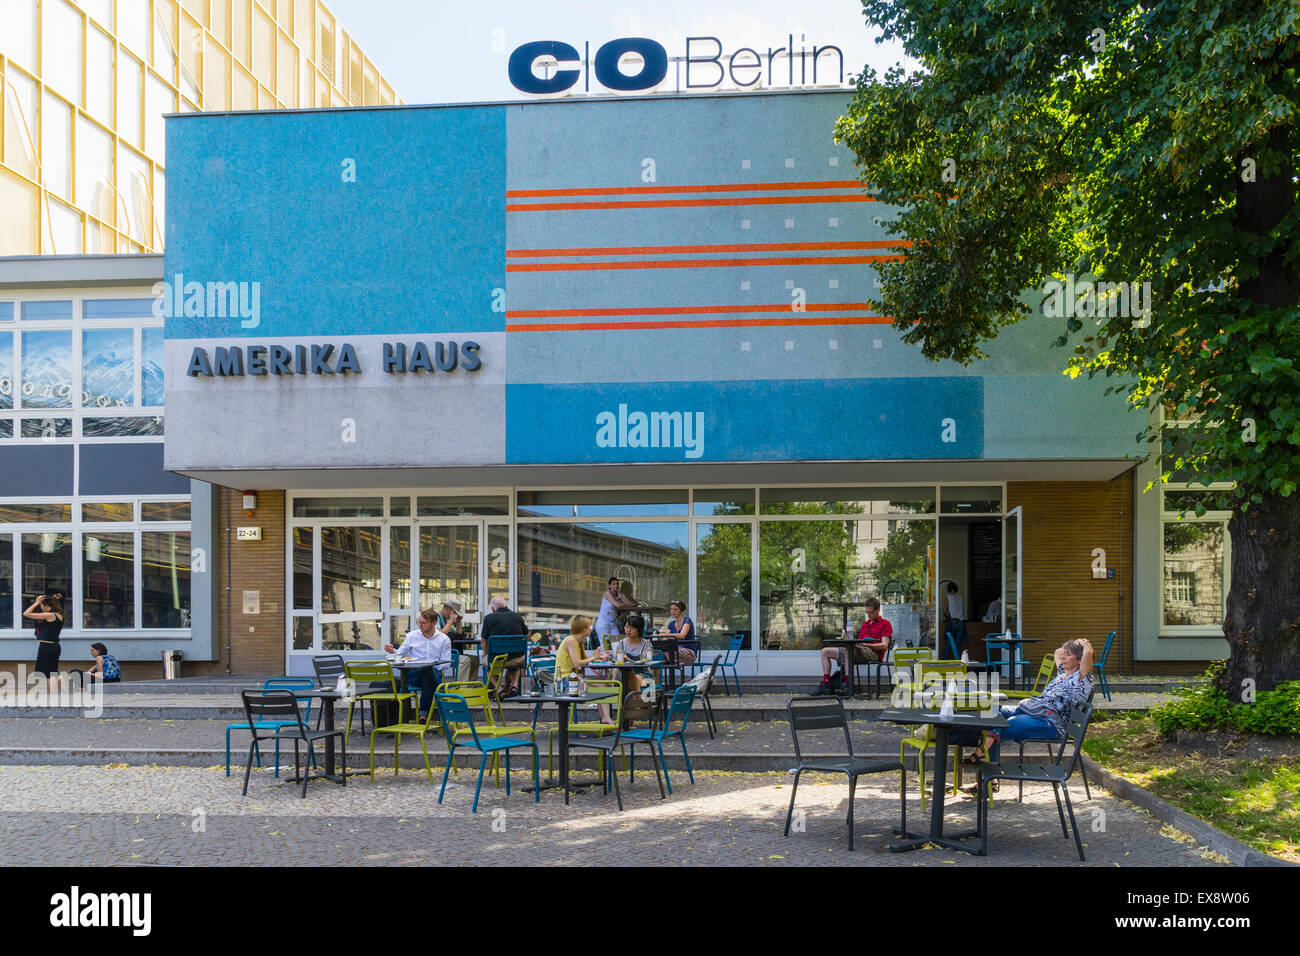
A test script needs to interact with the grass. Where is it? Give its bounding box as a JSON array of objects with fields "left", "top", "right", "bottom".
[{"left": 1084, "top": 717, "right": 1300, "bottom": 863}]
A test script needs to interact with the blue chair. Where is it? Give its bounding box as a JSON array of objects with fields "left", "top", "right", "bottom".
[
  {"left": 434, "top": 693, "right": 540, "bottom": 813},
  {"left": 714, "top": 634, "right": 745, "bottom": 697},
  {"left": 620, "top": 684, "right": 697, "bottom": 795},
  {"left": 1094, "top": 631, "right": 1116, "bottom": 701},
  {"left": 985, "top": 633, "right": 1030, "bottom": 688},
  {"left": 225, "top": 678, "right": 315, "bottom": 777},
  {"left": 526, "top": 653, "right": 556, "bottom": 693}
]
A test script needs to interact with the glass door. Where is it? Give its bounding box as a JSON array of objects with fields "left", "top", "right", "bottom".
[
  {"left": 417, "top": 522, "right": 482, "bottom": 622},
  {"left": 318, "top": 525, "right": 384, "bottom": 651},
  {"left": 1002, "top": 507, "right": 1022, "bottom": 636}
]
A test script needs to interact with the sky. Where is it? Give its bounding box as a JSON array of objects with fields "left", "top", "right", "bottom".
[{"left": 324, "top": 0, "right": 914, "bottom": 105}]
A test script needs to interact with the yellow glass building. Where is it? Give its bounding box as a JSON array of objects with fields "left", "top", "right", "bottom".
[{"left": 0, "top": 0, "right": 400, "bottom": 255}]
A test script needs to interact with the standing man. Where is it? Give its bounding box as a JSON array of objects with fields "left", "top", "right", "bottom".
[
  {"left": 945, "top": 581, "right": 966, "bottom": 655},
  {"left": 816, "top": 597, "right": 892, "bottom": 696},
  {"left": 384, "top": 608, "right": 451, "bottom": 720},
  {"left": 480, "top": 595, "right": 529, "bottom": 697}
]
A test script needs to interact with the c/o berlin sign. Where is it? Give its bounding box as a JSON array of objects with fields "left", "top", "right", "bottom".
[{"left": 508, "top": 36, "right": 845, "bottom": 96}]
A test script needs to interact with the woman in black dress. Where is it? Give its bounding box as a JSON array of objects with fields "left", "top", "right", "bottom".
[{"left": 25, "top": 594, "right": 65, "bottom": 690}]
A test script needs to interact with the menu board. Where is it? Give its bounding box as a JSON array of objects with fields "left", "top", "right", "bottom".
[{"left": 969, "top": 522, "right": 1002, "bottom": 619}]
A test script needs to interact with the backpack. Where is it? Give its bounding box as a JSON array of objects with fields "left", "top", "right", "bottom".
[{"left": 102, "top": 655, "right": 121, "bottom": 680}]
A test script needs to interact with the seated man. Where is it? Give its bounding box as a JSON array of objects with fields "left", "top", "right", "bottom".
[
  {"left": 480, "top": 595, "right": 529, "bottom": 698},
  {"left": 383, "top": 608, "right": 452, "bottom": 720},
  {"left": 816, "top": 597, "right": 892, "bottom": 695}
]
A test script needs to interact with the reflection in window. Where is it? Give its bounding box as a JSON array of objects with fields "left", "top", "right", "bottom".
[
  {"left": 292, "top": 527, "right": 312, "bottom": 609},
  {"left": 761, "top": 487, "right": 936, "bottom": 515},
  {"left": 292, "top": 614, "right": 314, "bottom": 650},
  {"left": 83, "top": 328, "right": 135, "bottom": 407},
  {"left": 293, "top": 497, "right": 382, "bottom": 518},
  {"left": 0, "top": 535, "right": 12, "bottom": 626},
  {"left": 21, "top": 532, "right": 71, "bottom": 614},
  {"left": 693, "top": 489, "right": 755, "bottom": 516},
  {"left": 390, "top": 525, "right": 411, "bottom": 611},
  {"left": 141, "top": 328, "right": 164, "bottom": 405},
  {"left": 696, "top": 522, "right": 752, "bottom": 649},
  {"left": 142, "top": 531, "right": 190, "bottom": 628},
  {"left": 515, "top": 522, "right": 687, "bottom": 623},
  {"left": 419, "top": 525, "right": 479, "bottom": 614},
  {"left": 0, "top": 503, "right": 71, "bottom": 523},
  {"left": 1163, "top": 523, "right": 1224, "bottom": 627},
  {"left": 759, "top": 518, "right": 934, "bottom": 650},
  {"left": 940, "top": 486, "right": 1003, "bottom": 513},
  {"left": 83, "top": 416, "right": 163, "bottom": 437},
  {"left": 319, "top": 526, "right": 382, "bottom": 649},
  {"left": 0, "top": 333, "right": 12, "bottom": 409},
  {"left": 82, "top": 501, "right": 133, "bottom": 522},
  {"left": 517, "top": 489, "right": 688, "bottom": 517},
  {"left": 83, "top": 531, "right": 133, "bottom": 628},
  {"left": 141, "top": 501, "right": 189, "bottom": 522},
  {"left": 21, "top": 417, "right": 71, "bottom": 438}
]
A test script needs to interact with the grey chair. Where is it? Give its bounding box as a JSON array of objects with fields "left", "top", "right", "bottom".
[
  {"left": 1014, "top": 685, "right": 1096, "bottom": 801},
  {"left": 976, "top": 700, "right": 1094, "bottom": 861},
  {"left": 311, "top": 654, "right": 356, "bottom": 733},
  {"left": 239, "top": 689, "right": 345, "bottom": 799},
  {"left": 784, "top": 696, "right": 906, "bottom": 851},
  {"left": 563, "top": 690, "right": 665, "bottom": 811}
]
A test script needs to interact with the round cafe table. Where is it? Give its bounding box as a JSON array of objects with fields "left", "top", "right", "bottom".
[{"left": 521, "top": 689, "right": 618, "bottom": 796}]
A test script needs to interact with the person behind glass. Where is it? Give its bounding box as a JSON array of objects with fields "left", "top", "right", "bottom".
[
  {"left": 383, "top": 607, "right": 451, "bottom": 720},
  {"left": 25, "top": 594, "right": 65, "bottom": 692},
  {"left": 85, "top": 642, "right": 121, "bottom": 683},
  {"left": 964, "top": 639, "right": 1095, "bottom": 781},
  {"left": 944, "top": 582, "right": 966, "bottom": 654},
  {"left": 594, "top": 576, "right": 636, "bottom": 649},
  {"left": 816, "top": 596, "right": 891, "bottom": 695},
  {"left": 555, "top": 615, "right": 615, "bottom": 723},
  {"left": 664, "top": 599, "right": 698, "bottom": 667}
]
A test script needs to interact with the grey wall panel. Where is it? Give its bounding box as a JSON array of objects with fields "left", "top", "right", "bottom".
[
  {"left": 80, "top": 443, "right": 191, "bottom": 494},
  {"left": 188, "top": 478, "right": 217, "bottom": 663},
  {"left": 0, "top": 445, "right": 74, "bottom": 495}
]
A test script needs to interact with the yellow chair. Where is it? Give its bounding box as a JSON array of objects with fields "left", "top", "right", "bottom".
[
  {"left": 1000, "top": 654, "right": 1056, "bottom": 700},
  {"left": 343, "top": 661, "right": 417, "bottom": 747},
  {"left": 368, "top": 700, "right": 441, "bottom": 785},
  {"left": 888, "top": 647, "right": 934, "bottom": 694},
  {"left": 438, "top": 680, "right": 536, "bottom": 786},
  {"left": 899, "top": 660, "right": 977, "bottom": 811},
  {"left": 547, "top": 679, "right": 622, "bottom": 775}
]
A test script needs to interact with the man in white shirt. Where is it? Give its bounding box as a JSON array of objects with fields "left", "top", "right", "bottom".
[
  {"left": 384, "top": 608, "right": 452, "bottom": 719},
  {"left": 984, "top": 596, "right": 1003, "bottom": 623},
  {"left": 945, "top": 582, "right": 966, "bottom": 654}
]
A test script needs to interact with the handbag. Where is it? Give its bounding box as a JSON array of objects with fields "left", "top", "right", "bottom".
[{"left": 1016, "top": 696, "right": 1050, "bottom": 718}]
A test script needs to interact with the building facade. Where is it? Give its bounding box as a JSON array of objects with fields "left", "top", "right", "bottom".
[{"left": 0, "top": 0, "right": 398, "bottom": 256}]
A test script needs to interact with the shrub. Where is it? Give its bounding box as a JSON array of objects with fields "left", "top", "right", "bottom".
[{"left": 1151, "top": 662, "right": 1300, "bottom": 736}]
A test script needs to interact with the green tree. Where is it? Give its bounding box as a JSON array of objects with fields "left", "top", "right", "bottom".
[{"left": 836, "top": 0, "right": 1300, "bottom": 697}]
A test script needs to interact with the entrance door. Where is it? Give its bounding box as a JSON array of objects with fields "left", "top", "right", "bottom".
[
  {"left": 1002, "top": 507, "right": 1022, "bottom": 635},
  {"left": 413, "top": 521, "right": 513, "bottom": 632}
]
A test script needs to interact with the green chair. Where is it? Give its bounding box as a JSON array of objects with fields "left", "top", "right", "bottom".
[
  {"left": 1001, "top": 654, "right": 1056, "bottom": 700},
  {"left": 438, "top": 680, "right": 537, "bottom": 786},
  {"left": 484, "top": 654, "right": 508, "bottom": 701},
  {"left": 876, "top": 646, "right": 933, "bottom": 697},
  {"left": 343, "top": 661, "right": 417, "bottom": 747},
  {"left": 368, "top": 697, "right": 442, "bottom": 785},
  {"left": 899, "top": 660, "right": 969, "bottom": 811},
  {"left": 547, "top": 678, "right": 622, "bottom": 775}
]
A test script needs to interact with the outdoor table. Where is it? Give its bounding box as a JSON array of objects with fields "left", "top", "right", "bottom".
[
  {"left": 820, "top": 638, "right": 869, "bottom": 696},
  {"left": 521, "top": 692, "right": 611, "bottom": 795},
  {"left": 287, "top": 689, "right": 352, "bottom": 783},
  {"left": 878, "top": 707, "right": 1009, "bottom": 855},
  {"left": 650, "top": 637, "right": 688, "bottom": 691},
  {"left": 990, "top": 637, "right": 1042, "bottom": 690}
]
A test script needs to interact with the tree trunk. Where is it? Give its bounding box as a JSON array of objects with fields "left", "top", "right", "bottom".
[{"left": 1219, "top": 489, "right": 1300, "bottom": 699}]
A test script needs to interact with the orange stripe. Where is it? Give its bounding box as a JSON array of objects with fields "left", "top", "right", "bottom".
[
  {"left": 507, "top": 255, "right": 900, "bottom": 273},
  {"left": 506, "top": 240, "right": 909, "bottom": 258},
  {"left": 506, "top": 179, "right": 862, "bottom": 198},
  {"left": 507, "top": 316, "right": 894, "bottom": 332},
  {"left": 508, "top": 302, "right": 874, "bottom": 319},
  {"left": 506, "top": 194, "right": 873, "bottom": 212}
]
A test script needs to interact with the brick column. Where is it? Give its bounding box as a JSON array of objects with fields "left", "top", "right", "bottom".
[{"left": 205, "top": 488, "right": 287, "bottom": 676}]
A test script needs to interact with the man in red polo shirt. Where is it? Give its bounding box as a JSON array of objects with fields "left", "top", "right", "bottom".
[{"left": 815, "top": 597, "right": 892, "bottom": 695}]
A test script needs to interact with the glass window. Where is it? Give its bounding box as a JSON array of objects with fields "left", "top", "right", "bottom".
[
  {"left": 41, "top": 91, "right": 73, "bottom": 200},
  {"left": 76, "top": 116, "right": 115, "bottom": 225},
  {"left": 292, "top": 496, "right": 382, "bottom": 518},
  {"left": 761, "top": 487, "right": 935, "bottom": 515},
  {"left": 1163, "top": 522, "right": 1225, "bottom": 628},
  {"left": 2, "top": 68, "right": 39, "bottom": 181},
  {"left": 179, "top": 13, "right": 201, "bottom": 103},
  {"left": 0, "top": 534, "right": 12, "bottom": 627},
  {"left": 20, "top": 301, "right": 72, "bottom": 321},
  {"left": 277, "top": 33, "right": 296, "bottom": 104},
  {"left": 0, "top": 302, "right": 12, "bottom": 320},
  {"left": 82, "top": 328, "right": 135, "bottom": 407},
  {"left": 232, "top": 0, "right": 250, "bottom": 63},
  {"left": 516, "top": 521, "right": 687, "bottom": 622},
  {"left": 418, "top": 525, "right": 480, "bottom": 615},
  {"left": 117, "top": 51, "right": 143, "bottom": 146},
  {"left": 292, "top": 614, "right": 313, "bottom": 650},
  {"left": 85, "top": 24, "right": 115, "bottom": 126},
  {"left": 141, "top": 328, "right": 164, "bottom": 406},
  {"left": 233, "top": 62, "right": 257, "bottom": 110},
  {"left": 21, "top": 417, "right": 71, "bottom": 438},
  {"left": 940, "top": 486, "right": 1004, "bottom": 513},
  {"left": 142, "top": 530, "right": 190, "bottom": 627},
  {"left": 205, "top": 39, "right": 230, "bottom": 110},
  {"left": 416, "top": 495, "right": 508, "bottom": 517},
  {"left": 390, "top": 525, "right": 411, "bottom": 610},
  {"left": 696, "top": 522, "right": 753, "bottom": 650},
  {"left": 253, "top": 7, "right": 274, "bottom": 85},
  {"left": 517, "top": 489, "right": 688, "bottom": 517},
  {"left": 319, "top": 526, "right": 382, "bottom": 650},
  {"left": 41, "top": 0, "right": 83, "bottom": 100},
  {"left": 0, "top": 330, "right": 12, "bottom": 410},
  {"left": 293, "top": 0, "right": 313, "bottom": 48},
  {"left": 141, "top": 501, "right": 190, "bottom": 521},
  {"left": 0, "top": 503, "right": 71, "bottom": 523},
  {"left": 1163, "top": 488, "right": 1230, "bottom": 515},
  {"left": 83, "top": 416, "right": 163, "bottom": 437},
  {"left": 487, "top": 524, "right": 511, "bottom": 601},
  {"left": 118, "top": 0, "right": 151, "bottom": 57},
  {"left": 292, "top": 526, "right": 312, "bottom": 609},
  {"left": 0, "top": 420, "right": 10, "bottom": 438},
  {"left": 759, "top": 518, "right": 935, "bottom": 650},
  {"left": 83, "top": 531, "right": 134, "bottom": 627},
  {"left": 152, "top": 0, "right": 178, "bottom": 80},
  {"left": 84, "top": 299, "right": 156, "bottom": 319},
  {"left": 80, "top": 0, "right": 113, "bottom": 29},
  {"left": 693, "top": 488, "right": 755, "bottom": 516},
  {"left": 21, "top": 532, "right": 72, "bottom": 615},
  {"left": 317, "top": 8, "right": 334, "bottom": 78},
  {"left": 145, "top": 69, "right": 174, "bottom": 157},
  {"left": 210, "top": 0, "right": 230, "bottom": 46},
  {"left": 117, "top": 144, "right": 151, "bottom": 243},
  {"left": 20, "top": 330, "right": 73, "bottom": 408},
  {"left": 82, "top": 502, "right": 133, "bottom": 522},
  {"left": 1, "top": 0, "right": 38, "bottom": 70},
  {"left": 46, "top": 197, "right": 81, "bottom": 255},
  {"left": 389, "top": 496, "right": 411, "bottom": 517}
]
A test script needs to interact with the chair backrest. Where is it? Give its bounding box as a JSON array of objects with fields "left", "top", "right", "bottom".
[
  {"left": 485, "top": 654, "right": 508, "bottom": 689},
  {"left": 1028, "top": 654, "right": 1056, "bottom": 694},
  {"left": 892, "top": 647, "right": 933, "bottom": 683},
  {"left": 1097, "top": 630, "right": 1116, "bottom": 666},
  {"left": 264, "top": 678, "right": 314, "bottom": 721},
  {"left": 787, "top": 696, "right": 852, "bottom": 763},
  {"left": 527, "top": 654, "right": 556, "bottom": 676},
  {"left": 661, "top": 684, "right": 697, "bottom": 734},
  {"left": 344, "top": 660, "right": 397, "bottom": 693},
  {"left": 686, "top": 654, "right": 722, "bottom": 695},
  {"left": 435, "top": 693, "right": 481, "bottom": 749},
  {"left": 241, "top": 689, "right": 305, "bottom": 734},
  {"left": 622, "top": 687, "right": 657, "bottom": 731},
  {"left": 484, "top": 635, "right": 528, "bottom": 660},
  {"left": 723, "top": 634, "right": 744, "bottom": 663},
  {"left": 312, "top": 654, "right": 346, "bottom": 687},
  {"left": 438, "top": 680, "right": 493, "bottom": 724},
  {"left": 1054, "top": 699, "right": 1095, "bottom": 779}
]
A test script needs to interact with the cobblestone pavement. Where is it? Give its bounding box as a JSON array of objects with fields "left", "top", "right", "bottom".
[{"left": 0, "top": 765, "right": 1227, "bottom": 866}]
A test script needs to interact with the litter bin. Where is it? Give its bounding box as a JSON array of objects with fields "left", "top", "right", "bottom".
[{"left": 162, "top": 650, "right": 183, "bottom": 680}]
